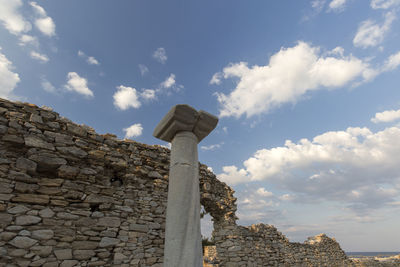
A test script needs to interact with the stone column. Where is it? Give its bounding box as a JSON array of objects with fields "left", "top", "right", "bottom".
[{"left": 153, "top": 105, "right": 218, "bottom": 267}]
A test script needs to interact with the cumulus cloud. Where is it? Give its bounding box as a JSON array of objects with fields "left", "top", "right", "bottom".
[
  {"left": 123, "top": 123, "right": 143, "bottom": 139},
  {"left": 30, "top": 2, "right": 55, "bottom": 37},
  {"left": 371, "top": 109, "right": 400, "bottom": 123},
  {"left": 140, "top": 89, "right": 156, "bottom": 100},
  {"left": 113, "top": 85, "right": 141, "bottom": 110},
  {"left": 370, "top": 0, "right": 400, "bottom": 9},
  {"left": 18, "top": 34, "right": 38, "bottom": 47},
  {"left": 139, "top": 64, "right": 149, "bottom": 76},
  {"left": 78, "top": 50, "right": 100, "bottom": 65},
  {"left": 161, "top": 74, "right": 176, "bottom": 88},
  {"left": 210, "top": 72, "right": 222, "bottom": 85},
  {"left": 218, "top": 126, "right": 400, "bottom": 214},
  {"left": 0, "top": 0, "right": 31, "bottom": 35},
  {"left": 312, "top": 0, "right": 327, "bottom": 12},
  {"left": 0, "top": 48, "right": 20, "bottom": 99},
  {"left": 256, "top": 187, "right": 274, "bottom": 197},
  {"left": 41, "top": 77, "right": 56, "bottom": 93},
  {"left": 328, "top": 0, "right": 348, "bottom": 11},
  {"left": 382, "top": 51, "right": 400, "bottom": 71},
  {"left": 353, "top": 11, "right": 396, "bottom": 48},
  {"left": 64, "top": 72, "right": 94, "bottom": 97},
  {"left": 213, "top": 42, "right": 373, "bottom": 118},
  {"left": 153, "top": 47, "right": 167, "bottom": 64},
  {"left": 30, "top": 51, "right": 49, "bottom": 63}
]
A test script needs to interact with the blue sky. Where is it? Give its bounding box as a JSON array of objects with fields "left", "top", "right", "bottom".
[{"left": 1, "top": 0, "right": 400, "bottom": 251}]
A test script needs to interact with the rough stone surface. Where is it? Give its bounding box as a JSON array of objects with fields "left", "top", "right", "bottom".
[
  {"left": 0, "top": 98, "right": 358, "bottom": 267},
  {"left": 9, "top": 236, "right": 38, "bottom": 249}
]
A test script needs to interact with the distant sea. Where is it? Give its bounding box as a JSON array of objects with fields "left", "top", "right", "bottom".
[{"left": 346, "top": 252, "right": 400, "bottom": 258}]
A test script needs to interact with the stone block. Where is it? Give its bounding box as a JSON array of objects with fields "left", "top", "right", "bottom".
[
  {"left": 54, "top": 249, "right": 72, "bottom": 260},
  {"left": 8, "top": 236, "right": 38, "bottom": 249}
]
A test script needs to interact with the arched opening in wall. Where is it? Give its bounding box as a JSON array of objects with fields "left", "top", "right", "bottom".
[{"left": 201, "top": 205, "right": 214, "bottom": 242}]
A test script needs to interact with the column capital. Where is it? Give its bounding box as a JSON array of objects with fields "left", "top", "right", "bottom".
[{"left": 153, "top": 104, "right": 218, "bottom": 143}]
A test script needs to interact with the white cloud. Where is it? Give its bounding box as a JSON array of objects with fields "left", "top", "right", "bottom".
[
  {"left": 153, "top": 47, "right": 167, "bottom": 64},
  {"left": 218, "top": 126, "right": 400, "bottom": 213},
  {"left": 161, "top": 74, "right": 176, "bottom": 88},
  {"left": 30, "top": 51, "right": 49, "bottom": 63},
  {"left": 18, "top": 34, "right": 38, "bottom": 47},
  {"left": 139, "top": 64, "right": 149, "bottom": 76},
  {"left": 64, "top": 72, "right": 94, "bottom": 97},
  {"left": 0, "top": 48, "right": 20, "bottom": 99},
  {"left": 256, "top": 187, "right": 274, "bottom": 197},
  {"left": 218, "top": 165, "right": 249, "bottom": 185},
  {"left": 113, "top": 85, "right": 141, "bottom": 110},
  {"left": 123, "top": 123, "right": 143, "bottom": 139},
  {"left": 210, "top": 72, "right": 222, "bottom": 85},
  {"left": 371, "top": 0, "right": 400, "bottom": 9},
  {"left": 0, "top": 0, "right": 31, "bottom": 35},
  {"left": 312, "top": 0, "right": 327, "bottom": 12},
  {"left": 328, "top": 0, "right": 347, "bottom": 11},
  {"left": 214, "top": 42, "right": 373, "bottom": 118},
  {"left": 382, "top": 51, "right": 400, "bottom": 71},
  {"left": 200, "top": 142, "right": 224, "bottom": 151},
  {"left": 41, "top": 77, "right": 56, "bottom": 93},
  {"left": 353, "top": 11, "right": 396, "bottom": 48},
  {"left": 371, "top": 108, "right": 400, "bottom": 123},
  {"left": 30, "top": 2, "right": 55, "bottom": 37},
  {"left": 78, "top": 50, "right": 100, "bottom": 65},
  {"left": 140, "top": 89, "right": 156, "bottom": 100},
  {"left": 87, "top": 56, "right": 99, "bottom": 65}
]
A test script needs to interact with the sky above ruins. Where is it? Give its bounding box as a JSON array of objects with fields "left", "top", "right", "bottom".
[{"left": 1, "top": 0, "right": 400, "bottom": 251}]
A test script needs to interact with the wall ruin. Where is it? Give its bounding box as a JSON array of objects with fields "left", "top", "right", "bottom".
[{"left": 0, "top": 97, "right": 355, "bottom": 266}]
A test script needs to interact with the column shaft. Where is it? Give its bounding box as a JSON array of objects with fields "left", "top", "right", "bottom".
[{"left": 163, "top": 131, "right": 203, "bottom": 267}]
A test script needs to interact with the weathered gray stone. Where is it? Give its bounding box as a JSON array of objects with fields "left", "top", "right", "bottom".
[
  {"left": 129, "top": 223, "right": 149, "bottom": 233},
  {"left": 56, "top": 212, "right": 79, "bottom": 220},
  {"left": 60, "top": 260, "right": 79, "bottom": 267},
  {"left": 29, "top": 153, "right": 67, "bottom": 171},
  {"left": 99, "top": 237, "right": 120, "bottom": 247},
  {"left": 16, "top": 157, "right": 37, "bottom": 174},
  {"left": 39, "top": 208, "right": 55, "bottom": 218},
  {"left": 8, "top": 236, "right": 38, "bottom": 248},
  {"left": 15, "top": 215, "right": 42, "bottom": 225},
  {"left": 24, "top": 136, "right": 55, "bottom": 151},
  {"left": 2, "top": 134, "right": 24, "bottom": 144},
  {"left": 31, "top": 259, "right": 47, "bottom": 267},
  {"left": 56, "top": 146, "right": 88, "bottom": 158},
  {"left": 12, "top": 194, "right": 49, "bottom": 204},
  {"left": 43, "top": 262, "right": 59, "bottom": 267},
  {"left": 54, "top": 249, "right": 72, "bottom": 260},
  {"left": 67, "top": 123, "right": 87, "bottom": 137},
  {"left": 114, "top": 252, "right": 128, "bottom": 264},
  {"left": 29, "top": 114, "right": 43, "bottom": 124},
  {"left": 0, "top": 231, "right": 17, "bottom": 241},
  {"left": 18, "top": 230, "right": 31, "bottom": 236},
  {"left": 30, "top": 245, "right": 53, "bottom": 257},
  {"left": 73, "top": 249, "right": 95, "bottom": 260},
  {"left": 148, "top": 171, "right": 163, "bottom": 179},
  {"left": 71, "top": 241, "right": 98, "bottom": 250},
  {"left": 97, "top": 217, "right": 121, "bottom": 227},
  {"left": 0, "top": 213, "right": 13, "bottom": 227},
  {"left": 58, "top": 165, "right": 79, "bottom": 178},
  {"left": 9, "top": 248, "right": 27, "bottom": 257},
  {"left": 153, "top": 104, "right": 218, "bottom": 267},
  {"left": 32, "top": 229, "right": 54, "bottom": 240}
]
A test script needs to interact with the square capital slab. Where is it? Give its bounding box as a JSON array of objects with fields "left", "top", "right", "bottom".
[{"left": 153, "top": 104, "right": 218, "bottom": 143}]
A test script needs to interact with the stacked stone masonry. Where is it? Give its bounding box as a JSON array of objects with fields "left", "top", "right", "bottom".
[{"left": 0, "top": 97, "right": 368, "bottom": 266}]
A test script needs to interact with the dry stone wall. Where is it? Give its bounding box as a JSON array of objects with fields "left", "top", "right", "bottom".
[{"left": 0, "top": 97, "right": 356, "bottom": 266}]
